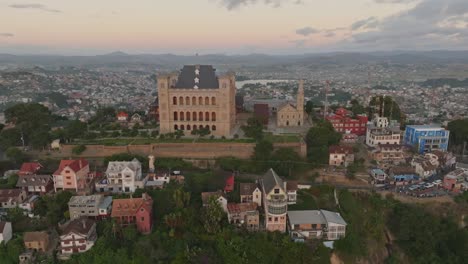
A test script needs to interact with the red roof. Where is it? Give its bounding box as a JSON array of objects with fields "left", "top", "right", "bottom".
[
  {"left": 54, "top": 159, "right": 89, "bottom": 176},
  {"left": 329, "top": 145, "right": 353, "bottom": 155},
  {"left": 117, "top": 111, "right": 128, "bottom": 117},
  {"left": 227, "top": 202, "right": 257, "bottom": 214},
  {"left": 224, "top": 175, "right": 235, "bottom": 192},
  {"left": 111, "top": 194, "right": 153, "bottom": 218},
  {"left": 19, "top": 162, "right": 43, "bottom": 176}
]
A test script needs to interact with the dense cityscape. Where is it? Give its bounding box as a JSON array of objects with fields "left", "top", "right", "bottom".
[{"left": 1, "top": 0, "right": 468, "bottom": 264}]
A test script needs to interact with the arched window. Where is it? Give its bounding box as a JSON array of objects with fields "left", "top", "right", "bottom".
[
  {"left": 212, "top": 112, "right": 216, "bottom": 121},
  {"left": 199, "top": 112, "right": 203, "bottom": 121},
  {"left": 199, "top": 97, "right": 203, "bottom": 105},
  {"left": 179, "top": 96, "right": 184, "bottom": 105},
  {"left": 186, "top": 111, "right": 191, "bottom": 121},
  {"left": 205, "top": 125, "right": 210, "bottom": 130},
  {"left": 181, "top": 125, "right": 185, "bottom": 130},
  {"left": 180, "top": 112, "right": 185, "bottom": 121},
  {"left": 193, "top": 112, "right": 197, "bottom": 121},
  {"left": 173, "top": 97, "right": 177, "bottom": 105},
  {"left": 174, "top": 125, "right": 178, "bottom": 130},
  {"left": 192, "top": 97, "right": 196, "bottom": 105},
  {"left": 211, "top": 97, "right": 216, "bottom": 105},
  {"left": 185, "top": 97, "right": 190, "bottom": 105},
  {"left": 187, "top": 125, "right": 191, "bottom": 131},
  {"left": 212, "top": 125, "right": 217, "bottom": 131},
  {"left": 205, "top": 112, "right": 210, "bottom": 121},
  {"left": 173, "top": 112, "right": 178, "bottom": 121},
  {"left": 205, "top": 97, "right": 209, "bottom": 105}
]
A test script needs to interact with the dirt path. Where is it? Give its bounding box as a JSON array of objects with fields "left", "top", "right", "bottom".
[{"left": 380, "top": 191, "right": 454, "bottom": 204}]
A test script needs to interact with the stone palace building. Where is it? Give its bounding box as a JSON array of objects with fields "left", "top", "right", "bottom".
[{"left": 157, "top": 65, "right": 236, "bottom": 137}]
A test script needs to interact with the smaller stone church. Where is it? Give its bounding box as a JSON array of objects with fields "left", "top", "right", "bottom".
[{"left": 277, "top": 80, "right": 305, "bottom": 127}]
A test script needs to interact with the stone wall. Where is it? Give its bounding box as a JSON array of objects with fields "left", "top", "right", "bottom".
[{"left": 59, "top": 141, "right": 307, "bottom": 160}]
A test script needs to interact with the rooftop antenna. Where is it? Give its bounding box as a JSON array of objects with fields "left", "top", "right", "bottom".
[{"left": 381, "top": 95, "right": 386, "bottom": 117}]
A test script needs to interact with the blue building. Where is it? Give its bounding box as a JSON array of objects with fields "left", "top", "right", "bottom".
[{"left": 403, "top": 125, "right": 450, "bottom": 154}]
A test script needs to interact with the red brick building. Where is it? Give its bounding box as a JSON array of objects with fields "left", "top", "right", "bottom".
[
  {"left": 111, "top": 193, "right": 153, "bottom": 234},
  {"left": 326, "top": 108, "right": 368, "bottom": 136}
]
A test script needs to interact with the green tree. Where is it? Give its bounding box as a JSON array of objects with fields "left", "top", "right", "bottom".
[
  {"left": 5, "top": 147, "right": 27, "bottom": 165},
  {"left": 173, "top": 188, "right": 190, "bottom": 209},
  {"left": 253, "top": 139, "right": 273, "bottom": 161},
  {"left": 241, "top": 117, "right": 264, "bottom": 141},
  {"left": 0, "top": 128, "right": 21, "bottom": 150},
  {"left": 349, "top": 99, "right": 365, "bottom": 115},
  {"left": 65, "top": 120, "right": 88, "bottom": 140},
  {"left": 270, "top": 147, "right": 302, "bottom": 177},
  {"left": 202, "top": 196, "right": 226, "bottom": 234},
  {"left": 306, "top": 120, "right": 341, "bottom": 165},
  {"left": 305, "top": 101, "right": 315, "bottom": 115}
]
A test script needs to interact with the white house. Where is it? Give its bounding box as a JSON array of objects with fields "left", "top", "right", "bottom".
[
  {"left": 59, "top": 218, "right": 97, "bottom": 256},
  {"left": 239, "top": 183, "right": 262, "bottom": 207},
  {"left": 0, "top": 221, "right": 13, "bottom": 245},
  {"left": 95, "top": 159, "right": 144, "bottom": 193},
  {"left": 287, "top": 210, "right": 347, "bottom": 242},
  {"left": 201, "top": 191, "right": 228, "bottom": 213}
]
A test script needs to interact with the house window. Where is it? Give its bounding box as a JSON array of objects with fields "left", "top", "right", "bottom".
[
  {"left": 268, "top": 217, "right": 272, "bottom": 221},
  {"left": 274, "top": 217, "right": 278, "bottom": 222},
  {"left": 274, "top": 189, "right": 279, "bottom": 194},
  {"left": 141, "top": 217, "right": 145, "bottom": 222}
]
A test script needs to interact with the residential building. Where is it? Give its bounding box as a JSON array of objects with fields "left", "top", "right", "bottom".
[
  {"left": 226, "top": 202, "right": 260, "bottom": 231},
  {"left": 53, "top": 159, "right": 90, "bottom": 192},
  {"left": 285, "top": 181, "right": 298, "bottom": 205},
  {"left": 443, "top": 169, "right": 468, "bottom": 193},
  {"left": 277, "top": 80, "right": 305, "bottom": 127},
  {"left": 18, "top": 162, "right": 43, "bottom": 176},
  {"left": 326, "top": 108, "right": 368, "bottom": 136},
  {"left": 117, "top": 111, "right": 128, "bottom": 122},
  {"left": 403, "top": 125, "right": 450, "bottom": 154},
  {"left": 239, "top": 183, "right": 262, "bottom": 207},
  {"left": 59, "top": 218, "right": 97, "bottom": 255},
  {"left": 201, "top": 191, "right": 228, "bottom": 213},
  {"left": 370, "top": 169, "right": 387, "bottom": 185},
  {"left": 287, "top": 210, "right": 347, "bottom": 241},
  {"left": 370, "top": 144, "right": 406, "bottom": 165},
  {"left": 342, "top": 132, "right": 358, "bottom": 144},
  {"left": 261, "top": 169, "right": 288, "bottom": 233},
  {"left": 16, "top": 175, "right": 53, "bottom": 195},
  {"left": 157, "top": 65, "right": 236, "bottom": 137},
  {"left": 0, "top": 189, "right": 27, "bottom": 208},
  {"left": 68, "top": 195, "right": 113, "bottom": 220},
  {"left": 111, "top": 193, "right": 153, "bottom": 234},
  {"left": 95, "top": 159, "right": 144, "bottom": 193},
  {"left": 366, "top": 116, "right": 401, "bottom": 147},
  {"left": 19, "top": 251, "right": 35, "bottom": 264},
  {"left": 329, "top": 145, "right": 355, "bottom": 167},
  {"left": 411, "top": 156, "right": 438, "bottom": 179},
  {"left": 388, "top": 166, "right": 420, "bottom": 185},
  {"left": 0, "top": 221, "right": 12, "bottom": 244},
  {"left": 23, "top": 231, "right": 50, "bottom": 252}
]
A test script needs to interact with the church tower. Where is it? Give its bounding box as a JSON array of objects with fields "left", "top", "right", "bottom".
[{"left": 297, "top": 79, "right": 305, "bottom": 117}]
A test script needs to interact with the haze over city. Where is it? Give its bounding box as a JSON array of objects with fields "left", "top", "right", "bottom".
[{"left": 1, "top": 0, "right": 468, "bottom": 55}]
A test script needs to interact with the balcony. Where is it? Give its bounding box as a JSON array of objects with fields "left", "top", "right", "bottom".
[{"left": 267, "top": 204, "right": 287, "bottom": 215}]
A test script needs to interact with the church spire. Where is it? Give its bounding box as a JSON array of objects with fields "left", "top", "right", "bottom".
[{"left": 297, "top": 79, "right": 304, "bottom": 114}]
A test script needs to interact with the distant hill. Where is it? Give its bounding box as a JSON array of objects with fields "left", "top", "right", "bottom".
[{"left": 2, "top": 50, "right": 468, "bottom": 68}]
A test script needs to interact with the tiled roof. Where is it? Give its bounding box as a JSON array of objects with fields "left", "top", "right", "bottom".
[
  {"left": 239, "top": 183, "right": 258, "bottom": 196},
  {"left": 0, "top": 189, "right": 22, "bottom": 198},
  {"left": 227, "top": 202, "right": 257, "bottom": 214},
  {"left": 111, "top": 194, "right": 152, "bottom": 218},
  {"left": 174, "top": 65, "right": 219, "bottom": 89},
  {"left": 24, "top": 231, "right": 48, "bottom": 242},
  {"left": 19, "top": 162, "right": 43, "bottom": 175},
  {"left": 62, "top": 218, "right": 95, "bottom": 236},
  {"left": 286, "top": 181, "right": 298, "bottom": 191},
  {"left": 329, "top": 145, "right": 353, "bottom": 155},
  {"left": 16, "top": 175, "right": 52, "bottom": 187},
  {"left": 201, "top": 191, "right": 226, "bottom": 205},
  {"left": 54, "top": 159, "right": 89, "bottom": 175}
]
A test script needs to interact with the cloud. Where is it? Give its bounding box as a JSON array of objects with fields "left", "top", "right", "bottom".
[
  {"left": 0, "top": 33, "right": 14, "bottom": 37},
  {"left": 351, "top": 17, "right": 379, "bottom": 31},
  {"left": 9, "top": 3, "right": 61, "bottom": 13},
  {"left": 347, "top": 0, "right": 468, "bottom": 49},
  {"left": 323, "top": 32, "right": 336, "bottom": 38},
  {"left": 219, "top": 0, "right": 302, "bottom": 10},
  {"left": 295, "top": 26, "right": 319, "bottom": 36},
  {"left": 289, "top": 39, "right": 307, "bottom": 48}
]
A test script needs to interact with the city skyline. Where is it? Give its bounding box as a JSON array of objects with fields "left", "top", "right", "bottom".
[{"left": 1, "top": 0, "right": 468, "bottom": 55}]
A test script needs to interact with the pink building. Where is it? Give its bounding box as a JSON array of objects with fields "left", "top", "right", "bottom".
[
  {"left": 53, "top": 159, "right": 90, "bottom": 193},
  {"left": 111, "top": 193, "right": 153, "bottom": 234},
  {"left": 326, "top": 108, "right": 368, "bottom": 136}
]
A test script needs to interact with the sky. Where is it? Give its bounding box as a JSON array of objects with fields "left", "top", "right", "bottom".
[{"left": 0, "top": 0, "right": 468, "bottom": 55}]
